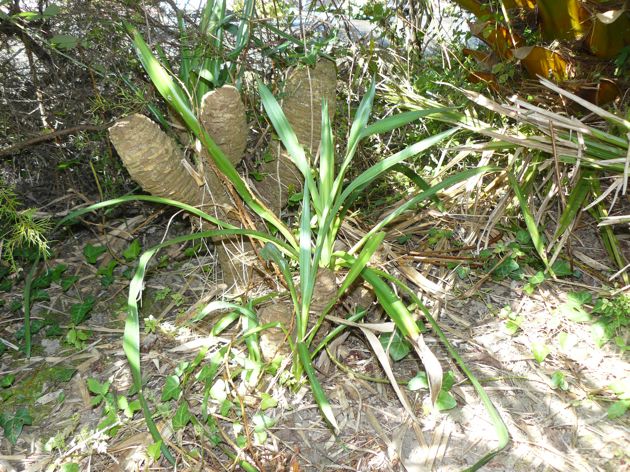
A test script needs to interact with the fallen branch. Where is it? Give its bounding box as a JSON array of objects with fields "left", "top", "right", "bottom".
[{"left": 0, "top": 123, "right": 112, "bottom": 157}]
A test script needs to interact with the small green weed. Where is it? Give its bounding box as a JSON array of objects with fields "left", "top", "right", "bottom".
[
  {"left": 83, "top": 244, "right": 107, "bottom": 264},
  {"left": 97, "top": 260, "right": 117, "bottom": 287},
  {"left": 557, "top": 291, "right": 592, "bottom": 322},
  {"left": 144, "top": 315, "right": 159, "bottom": 334},
  {"left": 65, "top": 328, "right": 91, "bottom": 350},
  {"left": 408, "top": 370, "right": 458, "bottom": 412},
  {"left": 607, "top": 378, "right": 630, "bottom": 419},
  {"left": 0, "top": 374, "right": 15, "bottom": 388},
  {"left": 153, "top": 287, "right": 171, "bottom": 301},
  {"left": 550, "top": 371, "right": 569, "bottom": 391},
  {"left": 0, "top": 178, "right": 51, "bottom": 272},
  {"left": 531, "top": 342, "right": 551, "bottom": 364},
  {"left": 497, "top": 305, "right": 524, "bottom": 335},
  {"left": 0, "top": 407, "right": 33, "bottom": 445},
  {"left": 558, "top": 292, "right": 629, "bottom": 351},
  {"left": 379, "top": 329, "right": 411, "bottom": 361},
  {"left": 379, "top": 321, "right": 428, "bottom": 362},
  {"left": 591, "top": 294, "right": 629, "bottom": 350},
  {"left": 122, "top": 239, "right": 141, "bottom": 262},
  {"left": 87, "top": 377, "right": 141, "bottom": 434}
]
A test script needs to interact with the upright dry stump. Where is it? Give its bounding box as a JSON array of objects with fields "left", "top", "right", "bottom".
[
  {"left": 109, "top": 86, "right": 253, "bottom": 289},
  {"left": 257, "top": 59, "right": 337, "bottom": 214}
]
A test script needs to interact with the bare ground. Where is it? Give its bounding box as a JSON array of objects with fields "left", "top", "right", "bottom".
[{"left": 0, "top": 207, "right": 628, "bottom": 472}]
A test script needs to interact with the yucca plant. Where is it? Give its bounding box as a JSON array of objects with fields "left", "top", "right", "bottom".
[
  {"left": 121, "top": 31, "right": 467, "bottom": 416},
  {"left": 24, "top": 26, "right": 511, "bottom": 471},
  {"left": 24, "top": 76, "right": 509, "bottom": 468},
  {"left": 109, "top": 78, "right": 508, "bottom": 466},
  {"left": 254, "top": 81, "right": 509, "bottom": 469}
]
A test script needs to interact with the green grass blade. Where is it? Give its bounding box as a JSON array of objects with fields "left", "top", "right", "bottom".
[
  {"left": 127, "top": 24, "right": 191, "bottom": 108},
  {"left": 260, "top": 243, "right": 299, "bottom": 311},
  {"left": 177, "top": 12, "right": 191, "bottom": 88},
  {"left": 333, "top": 79, "right": 376, "bottom": 191},
  {"left": 199, "top": 0, "right": 217, "bottom": 35},
  {"left": 195, "top": 0, "right": 226, "bottom": 95},
  {"left": 551, "top": 170, "right": 592, "bottom": 245},
  {"left": 60, "top": 194, "right": 233, "bottom": 228},
  {"left": 337, "top": 232, "right": 386, "bottom": 303},
  {"left": 126, "top": 248, "right": 175, "bottom": 464},
  {"left": 319, "top": 99, "right": 334, "bottom": 211},
  {"left": 297, "top": 342, "right": 339, "bottom": 432},
  {"left": 379, "top": 271, "right": 510, "bottom": 470},
  {"left": 127, "top": 25, "right": 297, "bottom": 249},
  {"left": 350, "top": 167, "right": 496, "bottom": 255},
  {"left": 242, "top": 300, "right": 262, "bottom": 383},
  {"left": 361, "top": 267, "right": 442, "bottom": 404},
  {"left": 311, "top": 308, "right": 368, "bottom": 357},
  {"left": 392, "top": 163, "right": 444, "bottom": 211},
  {"left": 318, "top": 99, "right": 335, "bottom": 265},
  {"left": 56, "top": 195, "right": 298, "bottom": 259},
  {"left": 228, "top": 0, "right": 254, "bottom": 59},
  {"left": 339, "top": 128, "right": 458, "bottom": 208},
  {"left": 360, "top": 109, "right": 452, "bottom": 139},
  {"left": 345, "top": 79, "right": 376, "bottom": 161},
  {"left": 508, "top": 173, "right": 549, "bottom": 269},
  {"left": 257, "top": 81, "right": 307, "bottom": 173},
  {"left": 210, "top": 311, "right": 240, "bottom": 334},
  {"left": 193, "top": 301, "right": 247, "bottom": 323},
  {"left": 589, "top": 179, "right": 629, "bottom": 284},
  {"left": 257, "top": 19, "right": 305, "bottom": 45},
  {"left": 258, "top": 80, "right": 321, "bottom": 213},
  {"left": 154, "top": 44, "right": 172, "bottom": 72},
  {"left": 298, "top": 180, "right": 313, "bottom": 341}
]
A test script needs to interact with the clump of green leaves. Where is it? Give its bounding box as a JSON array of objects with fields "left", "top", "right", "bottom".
[
  {"left": 65, "top": 296, "right": 96, "bottom": 349},
  {"left": 0, "top": 178, "right": 51, "bottom": 272},
  {"left": 497, "top": 305, "right": 524, "bottom": 335},
  {"left": 607, "top": 378, "right": 630, "bottom": 419},
  {"left": 550, "top": 371, "right": 569, "bottom": 391},
  {"left": 591, "top": 293, "right": 629, "bottom": 350},
  {"left": 87, "top": 377, "right": 141, "bottom": 434},
  {"left": 479, "top": 241, "right": 528, "bottom": 281},
  {"left": 558, "top": 292, "right": 629, "bottom": 350},
  {"left": 531, "top": 342, "right": 551, "bottom": 364},
  {"left": 408, "top": 370, "right": 458, "bottom": 412}
]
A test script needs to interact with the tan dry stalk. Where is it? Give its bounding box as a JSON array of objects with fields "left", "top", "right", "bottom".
[
  {"left": 259, "top": 268, "right": 361, "bottom": 362},
  {"left": 109, "top": 114, "right": 203, "bottom": 207},
  {"left": 198, "top": 86, "right": 248, "bottom": 165},
  {"left": 110, "top": 87, "right": 254, "bottom": 289},
  {"left": 196, "top": 86, "right": 256, "bottom": 289},
  {"left": 257, "top": 59, "right": 337, "bottom": 214},
  {"left": 257, "top": 300, "right": 293, "bottom": 361}
]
